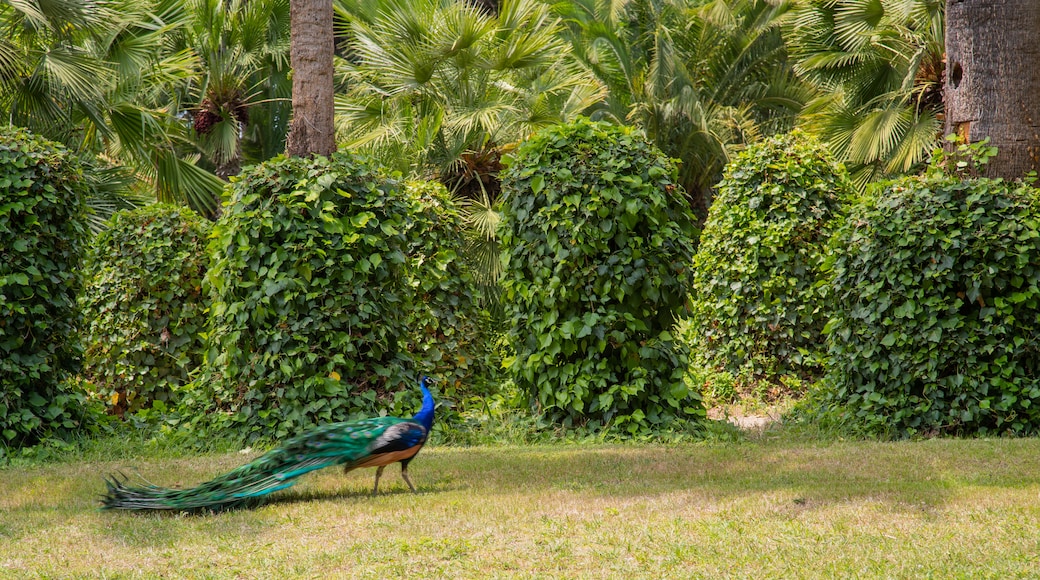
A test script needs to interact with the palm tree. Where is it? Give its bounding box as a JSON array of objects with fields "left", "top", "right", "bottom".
[
  {"left": 334, "top": 0, "right": 602, "bottom": 198},
  {"left": 0, "top": 0, "right": 109, "bottom": 140},
  {"left": 287, "top": 0, "right": 335, "bottom": 157},
  {"left": 945, "top": 0, "right": 1036, "bottom": 179},
  {"left": 785, "top": 0, "right": 944, "bottom": 186},
  {"left": 334, "top": 0, "right": 602, "bottom": 302},
  {"left": 0, "top": 0, "right": 226, "bottom": 216},
  {"left": 555, "top": 0, "right": 811, "bottom": 217},
  {"left": 172, "top": 0, "right": 292, "bottom": 176}
]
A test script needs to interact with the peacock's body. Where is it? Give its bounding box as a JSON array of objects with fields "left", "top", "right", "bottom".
[{"left": 101, "top": 376, "right": 435, "bottom": 512}]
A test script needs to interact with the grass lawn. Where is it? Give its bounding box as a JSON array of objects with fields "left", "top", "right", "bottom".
[{"left": 3, "top": 435, "right": 1040, "bottom": 578}]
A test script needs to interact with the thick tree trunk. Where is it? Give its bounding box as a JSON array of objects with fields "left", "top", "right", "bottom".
[
  {"left": 944, "top": 1, "right": 1040, "bottom": 179},
  {"left": 286, "top": 0, "right": 336, "bottom": 157}
]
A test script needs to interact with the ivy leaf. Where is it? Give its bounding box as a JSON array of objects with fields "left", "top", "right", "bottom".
[
  {"left": 688, "top": 131, "right": 851, "bottom": 397},
  {"left": 499, "top": 118, "right": 701, "bottom": 428},
  {"left": 825, "top": 170, "right": 1040, "bottom": 436}
]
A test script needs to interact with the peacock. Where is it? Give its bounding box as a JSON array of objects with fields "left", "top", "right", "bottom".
[{"left": 101, "top": 376, "right": 435, "bottom": 512}]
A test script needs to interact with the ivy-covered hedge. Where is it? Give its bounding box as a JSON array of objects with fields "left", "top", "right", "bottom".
[
  {"left": 184, "top": 153, "right": 482, "bottom": 441},
  {"left": 0, "top": 126, "right": 93, "bottom": 447},
  {"left": 80, "top": 204, "right": 212, "bottom": 415},
  {"left": 687, "top": 131, "right": 852, "bottom": 399},
  {"left": 822, "top": 174, "right": 1040, "bottom": 436},
  {"left": 500, "top": 118, "right": 702, "bottom": 432},
  {"left": 402, "top": 180, "right": 499, "bottom": 405}
]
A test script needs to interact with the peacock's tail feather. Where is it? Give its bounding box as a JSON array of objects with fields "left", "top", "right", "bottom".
[{"left": 100, "top": 417, "right": 417, "bottom": 512}]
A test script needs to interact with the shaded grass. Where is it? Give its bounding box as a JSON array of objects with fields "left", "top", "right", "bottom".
[{"left": 3, "top": 437, "right": 1040, "bottom": 577}]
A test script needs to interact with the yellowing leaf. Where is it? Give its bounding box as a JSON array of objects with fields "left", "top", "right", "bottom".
[
  {"left": 329, "top": 371, "right": 341, "bottom": 381},
  {"left": 110, "top": 392, "right": 120, "bottom": 406}
]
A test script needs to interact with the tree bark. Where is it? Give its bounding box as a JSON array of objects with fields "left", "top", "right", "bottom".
[
  {"left": 286, "top": 0, "right": 336, "bottom": 157},
  {"left": 944, "top": 0, "right": 1040, "bottom": 179}
]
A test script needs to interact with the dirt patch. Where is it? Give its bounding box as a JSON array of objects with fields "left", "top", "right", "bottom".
[{"left": 707, "top": 406, "right": 782, "bottom": 431}]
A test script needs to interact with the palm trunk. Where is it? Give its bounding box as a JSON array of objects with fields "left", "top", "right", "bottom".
[
  {"left": 215, "top": 155, "right": 241, "bottom": 181},
  {"left": 286, "top": 0, "right": 336, "bottom": 157},
  {"left": 944, "top": 0, "right": 1040, "bottom": 179}
]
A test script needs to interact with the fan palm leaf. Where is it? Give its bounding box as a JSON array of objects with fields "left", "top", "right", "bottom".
[
  {"left": 555, "top": 0, "right": 810, "bottom": 217},
  {"left": 0, "top": 0, "right": 229, "bottom": 216},
  {"left": 336, "top": 0, "right": 599, "bottom": 184},
  {"left": 335, "top": 0, "right": 601, "bottom": 304},
  {"left": 456, "top": 185, "right": 503, "bottom": 307},
  {"left": 169, "top": 0, "right": 290, "bottom": 179},
  {"left": 83, "top": 164, "right": 147, "bottom": 233},
  {"left": 785, "top": 0, "right": 944, "bottom": 182}
]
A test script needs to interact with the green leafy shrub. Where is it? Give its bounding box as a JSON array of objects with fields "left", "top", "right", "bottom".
[
  {"left": 185, "top": 153, "right": 483, "bottom": 441},
  {"left": 687, "top": 130, "right": 853, "bottom": 400},
  {"left": 822, "top": 173, "right": 1040, "bottom": 436},
  {"left": 500, "top": 118, "right": 702, "bottom": 432},
  {"left": 0, "top": 126, "right": 94, "bottom": 447},
  {"left": 80, "top": 204, "right": 212, "bottom": 415}
]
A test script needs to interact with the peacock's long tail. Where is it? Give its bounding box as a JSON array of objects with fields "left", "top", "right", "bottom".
[
  {"left": 100, "top": 417, "right": 419, "bottom": 512},
  {"left": 100, "top": 464, "right": 297, "bottom": 512},
  {"left": 102, "top": 377, "right": 436, "bottom": 512},
  {"left": 100, "top": 450, "right": 312, "bottom": 512},
  {"left": 100, "top": 428, "right": 355, "bottom": 512}
]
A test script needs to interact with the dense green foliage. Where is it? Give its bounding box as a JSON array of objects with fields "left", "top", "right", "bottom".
[
  {"left": 0, "top": 0, "right": 228, "bottom": 215},
  {"left": 184, "top": 153, "right": 482, "bottom": 441},
  {"left": 2, "top": 0, "right": 1015, "bottom": 447},
  {"left": 174, "top": 0, "right": 292, "bottom": 180},
  {"left": 821, "top": 173, "right": 1040, "bottom": 436},
  {"left": 500, "top": 118, "right": 702, "bottom": 432},
  {"left": 688, "top": 131, "right": 853, "bottom": 399},
  {"left": 336, "top": 0, "right": 601, "bottom": 303},
  {"left": 0, "top": 0, "right": 944, "bottom": 221},
  {"left": 555, "top": 0, "right": 811, "bottom": 216},
  {"left": 80, "top": 204, "right": 212, "bottom": 415},
  {"left": 0, "top": 126, "right": 94, "bottom": 446},
  {"left": 336, "top": 0, "right": 598, "bottom": 190}
]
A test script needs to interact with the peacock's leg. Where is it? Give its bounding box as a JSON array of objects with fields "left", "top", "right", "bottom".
[
  {"left": 372, "top": 465, "right": 385, "bottom": 495},
  {"left": 400, "top": 464, "right": 416, "bottom": 493}
]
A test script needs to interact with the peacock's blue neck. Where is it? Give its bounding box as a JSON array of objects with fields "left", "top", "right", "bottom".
[{"left": 412, "top": 377, "right": 435, "bottom": 432}]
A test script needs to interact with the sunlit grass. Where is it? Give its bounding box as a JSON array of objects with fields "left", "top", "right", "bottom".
[{"left": 3, "top": 436, "right": 1040, "bottom": 577}]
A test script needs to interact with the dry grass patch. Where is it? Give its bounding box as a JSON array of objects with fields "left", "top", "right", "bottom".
[{"left": 3, "top": 439, "right": 1040, "bottom": 577}]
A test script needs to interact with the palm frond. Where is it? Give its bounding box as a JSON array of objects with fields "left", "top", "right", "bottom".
[
  {"left": 40, "top": 46, "right": 111, "bottom": 103},
  {"left": 563, "top": 0, "right": 810, "bottom": 209},
  {"left": 785, "top": 0, "right": 943, "bottom": 184},
  {"left": 8, "top": 0, "right": 109, "bottom": 33},
  {"left": 337, "top": 0, "right": 596, "bottom": 180},
  {"left": 84, "top": 164, "right": 148, "bottom": 233},
  {"left": 455, "top": 185, "right": 503, "bottom": 306},
  {"left": 833, "top": 0, "right": 886, "bottom": 52},
  {"left": 152, "top": 150, "right": 223, "bottom": 215},
  {"left": 848, "top": 104, "right": 909, "bottom": 163},
  {"left": 884, "top": 108, "right": 939, "bottom": 173}
]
